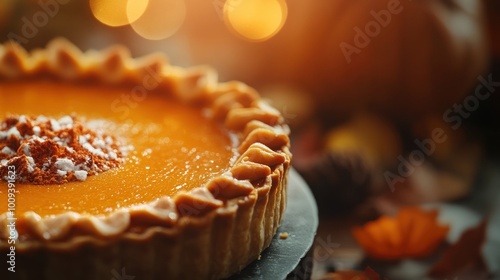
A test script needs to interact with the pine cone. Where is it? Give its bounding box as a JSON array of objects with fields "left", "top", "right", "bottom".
[{"left": 297, "top": 151, "right": 372, "bottom": 215}]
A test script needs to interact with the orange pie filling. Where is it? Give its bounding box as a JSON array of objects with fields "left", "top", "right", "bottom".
[
  {"left": 0, "top": 40, "right": 292, "bottom": 279},
  {"left": 0, "top": 82, "right": 236, "bottom": 234}
]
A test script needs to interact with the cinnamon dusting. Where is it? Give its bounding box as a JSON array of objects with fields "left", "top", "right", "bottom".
[{"left": 0, "top": 115, "right": 130, "bottom": 184}]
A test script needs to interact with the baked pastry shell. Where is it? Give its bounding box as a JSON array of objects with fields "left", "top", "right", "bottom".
[{"left": 0, "top": 39, "right": 291, "bottom": 279}]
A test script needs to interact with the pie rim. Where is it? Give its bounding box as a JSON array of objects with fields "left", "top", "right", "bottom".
[{"left": 0, "top": 38, "right": 291, "bottom": 278}]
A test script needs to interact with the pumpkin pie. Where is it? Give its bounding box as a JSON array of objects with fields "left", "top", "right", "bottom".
[{"left": 0, "top": 39, "right": 291, "bottom": 279}]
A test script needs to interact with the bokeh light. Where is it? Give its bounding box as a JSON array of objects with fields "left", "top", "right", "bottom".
[
  {"left": 128, "top": 0, "right": 186, "bottom": 40},
  {"left": 224, "top": 0, "right": 287, "bottom": 42},
  {"left": 90, "top": 0, "right": 149, "bottom": 27}
]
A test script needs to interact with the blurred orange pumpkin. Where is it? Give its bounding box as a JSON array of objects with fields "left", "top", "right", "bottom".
[
  {"left": 182, "top": 0, "right": 489, "bottom": 121},
  {"left": 0, "top": 0, "right": 14, "bottom": 32}
]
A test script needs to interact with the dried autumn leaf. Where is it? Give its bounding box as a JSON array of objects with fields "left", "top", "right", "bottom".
[
  {"left": 353, "top": 207, "right": 449, "bottom": 260},
  {"left": 364, "top": 266, "right": 382, "bottom": 280},
  {"left": 318, "top": 271, "right": 370, "bottom": 280},
  {"left": 428, "top": 220, "right": 488, "bottom": 278},
  {"left": 318, "top": 267, "right": 381, "bottom": 280}
]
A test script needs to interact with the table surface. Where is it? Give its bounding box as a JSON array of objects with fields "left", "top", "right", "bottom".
[{"left": 310, "top": 160, "right": 500, "bottom": 279}]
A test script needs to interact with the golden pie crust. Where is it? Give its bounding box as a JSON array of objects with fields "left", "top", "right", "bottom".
[{"left": 0, "top": 39, "right": 291, "bottom": 279}]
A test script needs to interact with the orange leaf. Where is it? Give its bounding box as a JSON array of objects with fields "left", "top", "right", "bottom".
[
  {"left": 428, "top": 220, "right": 488, "bottom": 278},
  {"left": 318, "top": 267, "right": 382, "bottom": 280},
  {"left": 352, "top": 207, "right": 449, "bottom": 260},
  {"left": 364, "top": 266, "right": 381, "bottom": 280}
]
